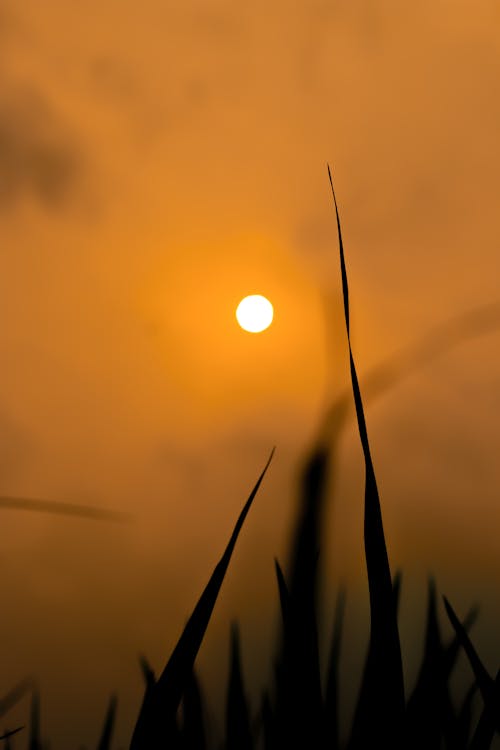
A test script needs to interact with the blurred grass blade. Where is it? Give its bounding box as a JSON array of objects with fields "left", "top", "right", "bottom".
[
  {"left": 225, "top": 623, "right": 252, "bottom": 750},
  {"left": 129, "top": 449, "right": 274, "bottom": 749},
  {"left": 96, "top": 694, "right": 117, "bottom": 750},
  {"left": 468, "top": 671, "right": 500, "bottom": 750},
  {"left": 139, "top": 655, "right": 156, "bottom": 689},
  {"left": 443, "top": 598, "right": 493, "bottom": 703},
  {"left": 0, "top": 496, "right": 131, "bottom": 522},
  {"left": 0, "top": 678, "right": 33, "bottom": 719},
  {"left": 1, "top": 726, "right": 24, "bottom": 742},
  {"left": 451, "top": 682, "right": 478, "bottom": 750},
  {"left": 29, "top": 688, "right": 41, "bottom": 750},
  {"left": 328, "top": 165, "right": 404, "bottom": 747}
]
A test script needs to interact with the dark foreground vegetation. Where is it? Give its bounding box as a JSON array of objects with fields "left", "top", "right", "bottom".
[{"left": 2, "top": 170, "right": 499, "bottom": 748}]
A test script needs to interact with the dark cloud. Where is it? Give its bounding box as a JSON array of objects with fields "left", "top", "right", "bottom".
[{"left": 0, "top": 85, "right": 80, "bottom": 210}]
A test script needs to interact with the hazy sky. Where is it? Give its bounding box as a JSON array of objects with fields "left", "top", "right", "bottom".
[{"left": 1, "top": 1, "right": 499, "bottom": 746}]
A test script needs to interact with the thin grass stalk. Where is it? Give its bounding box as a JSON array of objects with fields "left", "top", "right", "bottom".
[{"left": 328, "top": 165, "right": 405, "bottom": 748}]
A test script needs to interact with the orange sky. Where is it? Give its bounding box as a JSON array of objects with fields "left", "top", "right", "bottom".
[{"left": 1, "top": 1, "right": 500, "bottom": 746}]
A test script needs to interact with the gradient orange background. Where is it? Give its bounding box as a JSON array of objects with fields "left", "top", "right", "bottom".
[{"left": 1, "top": 1, "right": 499, "bottom": 746}]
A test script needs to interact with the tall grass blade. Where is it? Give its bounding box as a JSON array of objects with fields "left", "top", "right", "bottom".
[
  {"left": 96, "top": 694, "right": 117, "bottom": 750},
  {"left": 225, "top": 623, "right": 252, "bottom": 750},
  {"left": 272, "top": 444, "right": 325, "bottom": 747},
  {"left": 129, "top": 449, "right": 274, "bottom": 750},
  {"left": 328, "top": 166, "right": 404, "bottom": 748}
]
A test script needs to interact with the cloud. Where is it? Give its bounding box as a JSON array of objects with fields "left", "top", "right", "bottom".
[{"left": 0, "top": 83, "right": 80, "bottom": 211}]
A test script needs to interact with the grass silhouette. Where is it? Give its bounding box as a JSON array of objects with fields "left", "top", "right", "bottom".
[{"left": 2, "top": 172, "right": 499, "bottom": 748}]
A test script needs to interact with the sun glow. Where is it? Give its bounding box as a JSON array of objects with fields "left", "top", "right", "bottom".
[{"left": 236, "top": 295, "right": 274, "bottom": 333}]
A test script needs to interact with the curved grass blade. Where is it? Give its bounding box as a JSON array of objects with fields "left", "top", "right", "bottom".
[
  {"left": 129, "top": 449, "right": 274, "bottom": 749},
  {"left": 96, "top": 694, "right": 117, "bottom": 750},
  {"left": 225, "top": 623, "right": 252, "bottom": 750},
  {"left": 328, "top": 165, "right": 404, "bottom": 748},
  {"left": 0, "top": 496, "right": 131, "bottom": 522}
]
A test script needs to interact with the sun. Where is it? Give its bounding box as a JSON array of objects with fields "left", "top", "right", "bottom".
[{"left": 236, "top": 294, "right": 274, "bottom": 333}]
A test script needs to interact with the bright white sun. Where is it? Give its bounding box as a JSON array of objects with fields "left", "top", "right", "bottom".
[{"left": 236, "top": 294, "right": 274, "bottom": 333}]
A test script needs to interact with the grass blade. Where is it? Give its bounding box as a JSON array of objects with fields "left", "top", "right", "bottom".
[
  {"left": 180, "top": 669, "right": 206, "bottom": 750},
  {"left": 28, "top": 689, "right": 41, "bottom": 750},
  {"left": 225, "top": 623, "right": 252, "bottom": 750},
  {"left": 96, "top": 694, "right": 117, "bottom": 750},
  {"left": 328, "top": 166, "right": 404, "bottom": 748},
  {"left": 129, "top": 449, "right": 274, "bottom": 749},
  {"left": 0, "top": 496, "right": 131, "bottom": 522},
  {"left": 0, "top": 679, "right": 33, "bottom": 719},
  {"left": 324, "top": 588, "right": 346, "bottom": 750}
]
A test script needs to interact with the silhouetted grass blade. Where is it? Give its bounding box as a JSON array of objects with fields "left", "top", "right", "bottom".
[
  {"left": 28, "top": 688, "right": 41, "bottom": 750},
  {"left": 324, "top": 588, "right": 346, "bottom": 750},
  {"left": 96, "top": 694, "right": 117, "bottom": 750},
  {"left": 225, "top": 623, "right": 252, "bottom": 750},
  {"left": 273, "top": 445, "right": 325, "bottom": 748},
  {"left": 274, "top": 559, "right": 290, "bottom": 627},
  {"left": 180, "top": 669, "right": 206, "bottom": 750},
  {"left": 405, "top": 579, "right": 456, "bottom": 749},
  {"left": 328, "top": 165, "right": 404, "bottom": 748},
  {"left": 451, "top": 682, "right": 478, "bottom": 750},
  {"left": 443, "top": 598, "right": 493, "bottom": 704},
  {"left": 129, "top": 449, "right": 274, "bottom": 750},
  {"left": 468, "top": 671, "right": 500, "bottom": 750},
  {"left": 444, "top": 598, "right": 500, "bottom": 745}
]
